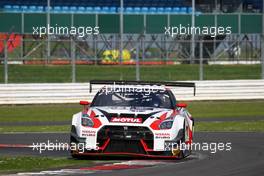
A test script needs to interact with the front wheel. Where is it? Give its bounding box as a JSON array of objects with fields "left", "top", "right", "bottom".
[
  {"left": 174, "top": 127, "right": 185, "bottom": 159},
  {"left": 70, "top": 136, "right": 80, "bottom": 159}
]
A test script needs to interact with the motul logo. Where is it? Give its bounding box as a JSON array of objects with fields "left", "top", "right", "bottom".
[{"left": 110, "top": 117, "right": 142, "bottom": 123}]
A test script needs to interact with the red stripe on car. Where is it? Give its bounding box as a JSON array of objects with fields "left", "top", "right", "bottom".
[{"left": 150, "top": 112, "right": 167, "bottom": 130}]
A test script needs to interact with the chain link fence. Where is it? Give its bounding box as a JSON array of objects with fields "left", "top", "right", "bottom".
[{"left": 0, "top": 35, "right": 264, "bottom": 83}]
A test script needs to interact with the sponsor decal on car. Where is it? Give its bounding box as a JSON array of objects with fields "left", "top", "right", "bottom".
[
  {"left": 82, "top": 130, "right": 96, "bottom": 137},
  {"left": 110, "top": 117, "right": 143, "bottom": 123},
  {"left": 155, "top": 132, "right": 171, "bottom": 139}
]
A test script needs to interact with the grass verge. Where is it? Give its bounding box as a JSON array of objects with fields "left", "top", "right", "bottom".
[
  {"left": 188, "top": 100, "right": 264, "bottom": 118},
  {"left": 0, "top": 64, "right": 261, "bottom": 83},
  {"left": 0, "top": 156, "right": 91, "bottom": 174},
  {"left": 1, "top": 100, "right": 264, "bottom": 123},
  {"left": 0, "top": 104, "right": 79, "bottom": 122},
  {"left": 196, "top": 120, "right": 264, "bottom": 132},
  {"left": 0, "top": 125, "right": 70, "bottom": 133},
  {"left": 0, "top": 100, "right": 263, "bottom": 132}
]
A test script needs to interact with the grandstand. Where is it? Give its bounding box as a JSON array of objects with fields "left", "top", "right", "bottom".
[
  {"left": 0, "top": 0, "right": 262, "bottom": 14},
  {"left": 0, "top": 0, "right": 195, "bottom": 14}
]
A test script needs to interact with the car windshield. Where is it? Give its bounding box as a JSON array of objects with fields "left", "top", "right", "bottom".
[{"left": 92, "top": 89, "right": 173, "bottom": 109}]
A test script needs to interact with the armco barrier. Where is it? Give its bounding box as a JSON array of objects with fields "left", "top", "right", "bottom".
[{"left": 0, "top": 80, "right": 264, "bottom": 104}]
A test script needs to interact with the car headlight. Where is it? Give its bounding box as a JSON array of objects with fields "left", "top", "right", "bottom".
[
  {"left": 159, "top": 120, "right": 173, "bottom": 129},
  {"left": 81, "top": 117, "right": 94, "bottom": 127}
]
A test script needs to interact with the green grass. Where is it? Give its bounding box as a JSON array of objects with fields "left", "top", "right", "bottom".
[
  {"left": 1, "top": 100, "right": 264, "bottom": 123},
  {"left": 0, "top": 104, "right": 80, "bottom": 122},
  {"left": 0, "top": 156, "right": 92, "bottom": 174},
  {"left": 0, "top": 100, "right": 264, "bottom": 132},
  {"left": 196, "top": 120, "right": 264, "bottom": 132},
  {"left": 188, "top": 100, "right": 264, "bottom": 118},
  {"left": 0, "top": 64, "right": 261, "bottom": 83},
  {"left": 0, "top": 125, "right": 70, "bottom": 133}
]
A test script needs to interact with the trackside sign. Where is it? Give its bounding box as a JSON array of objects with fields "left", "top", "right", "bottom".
[{"left": 110, "top": 117, "right": 142, "bottom": 123}]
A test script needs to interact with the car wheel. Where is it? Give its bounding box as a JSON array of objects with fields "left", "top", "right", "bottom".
[
  {"left": 174, "top": 121, "right": 186, "bottom": 159},
  {"left": 70, "top": 135, "right": 82, "bottom": 159}
]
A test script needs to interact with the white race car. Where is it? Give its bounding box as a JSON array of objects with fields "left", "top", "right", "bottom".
[{"left": 70, "top": 80, "right": 195, "bottom": 159}]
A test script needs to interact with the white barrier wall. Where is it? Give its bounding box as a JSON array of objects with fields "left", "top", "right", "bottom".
[{"left": 0, "top": 80, "right": 264, "bottom": 104}]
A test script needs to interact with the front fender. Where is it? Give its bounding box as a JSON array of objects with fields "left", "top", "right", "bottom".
[
  {"left": 71, "top": 112, "right": 82, "bottom": 137},
  {"left": 171, "top": 115, "right": 185, "bottom": 140}
]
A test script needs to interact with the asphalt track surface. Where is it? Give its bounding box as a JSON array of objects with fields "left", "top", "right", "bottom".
[{"left": 0, "top": 131, "right": 264, "bottom": 176}]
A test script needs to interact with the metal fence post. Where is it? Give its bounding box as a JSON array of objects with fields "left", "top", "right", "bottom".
[
  {"left": 199, "top": 40, "right": 203, "bottom": 81},
  {"left": 95, "top": 14, "right": 98, "bottom": 65},
  {"left": 71, "top": 38, "right": 76, "bottom": 83},
  {"left": 191, "top": 0, "right": 195, "bottom": 64},
  {"left": 262, "top": 3, "right": 264, "bottom": 79},
  {"left": 261, "top": 35, "right": 264, "bottom": 79},
  {"left": 21, "top": 13, "right": 24, "bottom": 60},
  {"left": 136, "top": 44, "right": 140, "bottom": 81},
  {"left": 4, "top": 40, "right": 8, "bottom": 84},
  {"left": 93, "top": 35, "right": 97, "bottom": 65},
  {"left": 46, "top": 0, "right": 51, "bottom": 65},
  {"left": 142, "top": 38, "right": 145, "bottom": 61},
  {"left": 119, "top": 0, "right": 124, "bottom": 64}
]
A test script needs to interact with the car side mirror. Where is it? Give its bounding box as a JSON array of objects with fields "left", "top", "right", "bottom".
[
  {"left": 80, "top": 101, "right": 90, "bottom": 105},
  {"left": 176, "top": 103, "right": 187, "bottom": 108},
  {"left": 80, "top": 101, "right": 90, "bottom": 111}
]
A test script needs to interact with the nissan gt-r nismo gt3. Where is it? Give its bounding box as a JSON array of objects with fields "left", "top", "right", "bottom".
[{"left": 70, "top": 80, "right": 195, "bottom": 159}]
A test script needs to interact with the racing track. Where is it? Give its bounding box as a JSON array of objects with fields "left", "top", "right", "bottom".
[{"left": 0, "top": 131, "right": 263, "bottom": 176}]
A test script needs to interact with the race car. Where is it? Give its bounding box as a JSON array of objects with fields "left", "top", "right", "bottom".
[{"left": 70, "top": 80, "right": 195, "bottom": 159}]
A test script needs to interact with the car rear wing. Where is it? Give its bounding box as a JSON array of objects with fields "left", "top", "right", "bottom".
[{"left": 89, "top": 80, "right": 196, "bottom": 96}]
